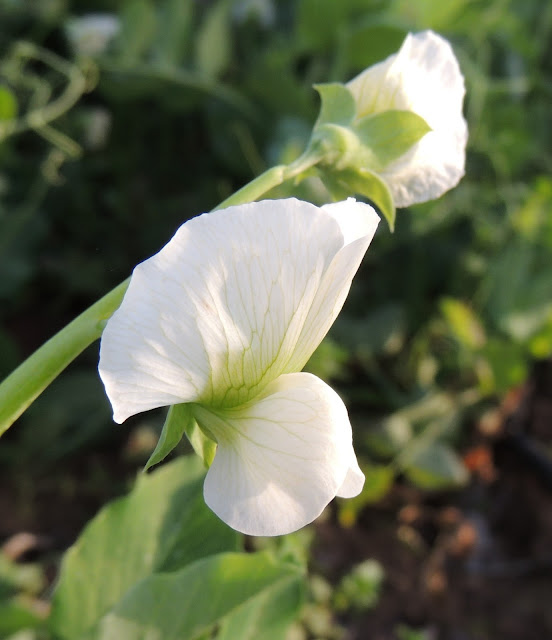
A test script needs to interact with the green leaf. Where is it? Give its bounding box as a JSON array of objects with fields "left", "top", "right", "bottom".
[
  {"left": 441, "top": 297, "right": 486, "bottom": 350},
  {"left": 116, "top": 0, "right": 158, "bottom": 64},
  {"left": 195, "top": 0, "right": 232, "bottom": 77},
  {"left": 216, "top": 570, "right": 304, "bottom": 640},
  {"left": 314, "top": 83, "right": 356, "bottom": 127},
  {"left": 153, "top": 0, "right": 194, "bottom": 67},
  {"left": 0, "top": 599, "right": 43, "bottom": 636},
  {"left": 355, "top": 110, "right": 431, "bottom": 170},
  {"left": 479, "top": 339, "right": 528, "bottom": 394},
  {"left": 49, "top": 456, "right": 238, "bottom": 640},
  {"left": 84, "top": 552, "right": 303, "bottom": 640},
  {"left": 321, "top": 167, "right": 395, "bottom": 230},
  {"left": 403, "top": 442, "right": 469, "bottom": 490},
  {"left": 0, "top": 86, "right": 17, "bottom": 121}
]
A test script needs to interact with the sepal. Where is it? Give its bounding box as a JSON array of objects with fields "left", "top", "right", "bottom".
[
  {"left": 144, "top": 403, "right": 216, "bottom": 471},
  {"left": 320, "top": 167, "right": 395, "bottom": 231},
  {"left": 354, "top": 110, "right": 431, "bottom": 171},
  {"left": 313, "top": 82, "right": 357, "bottom": 127}
]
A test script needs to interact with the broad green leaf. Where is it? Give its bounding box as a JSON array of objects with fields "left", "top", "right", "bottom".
[
  {"left": 195, "top": 0, "right": 232, "bottom": 78},
  {"left": 216, "top": 570, "right": 304, "bottom": 640},
  {"left": 0, "top": 86, "right": 17, "bottom": 121},
  {"left": 49, "top": 456, "right": 238, "bottom": 640},
  {"left": 321, "top": 167, "right": 395, "bottom": 230},
  {"left": 84, "top": 552, "right": 303, "bottom": 640},
  {"left": 403, "top": 442, "right": 469, "bottom": 490},
  {"left": 314, "top": 83, "right": 356, "bottom": 127},
  {"left": 355, "top": 110, "right": 431, "bottom": 170}
]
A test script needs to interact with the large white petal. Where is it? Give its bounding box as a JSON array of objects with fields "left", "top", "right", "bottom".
[
  {"left": 197, "top": 372, "right": 362, "bottom": 536},
  {"left": 99, "top": 198, "right": 376, "bottom": 423},
  {"left": 336, "top": 454, "right": 365, "bottom": 498},
  {"left": 347, "top": 30, "right": 467, "bottom": 206},
  {"left": 284, "top": 199, "right": 380, "bottom": 373}
]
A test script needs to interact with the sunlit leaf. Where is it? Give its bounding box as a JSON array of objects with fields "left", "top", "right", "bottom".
[
  {"left": 0, "top": 86, "right": 17, "bottom": 121},
  {"left": 83, "top": 553, "right": 303, "bottom": 640},
  {"left": 49, "top": 456, "right": 238, "bottom": 640},
  {"left": 441, "top": 297, "right": 486, "bottom": 350},
  {"left": 216, "top": 570, "right": 304, "bottom": 640}
]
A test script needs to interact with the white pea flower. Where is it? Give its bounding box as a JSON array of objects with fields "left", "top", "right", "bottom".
[
  {"left": 346, "top": 30, "right": 468, "bottom": 207},
  {"left": 99, "top": 198, "right": 379, "bottom": 536}
]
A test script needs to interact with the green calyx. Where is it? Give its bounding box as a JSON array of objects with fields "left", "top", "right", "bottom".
[{"left": 310, "top": 82, "right": 431, "bottom": 228}]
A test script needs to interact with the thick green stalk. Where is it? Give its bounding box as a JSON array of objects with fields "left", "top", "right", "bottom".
[
  {"left": 0, "top": 148, "right": 324, "bottom": 437},
  {"left": 0, "top": 280, "right": 129, "bottom": 436},
  {"left": 214, "top": 148, "right": 323, "bottom": 211}
]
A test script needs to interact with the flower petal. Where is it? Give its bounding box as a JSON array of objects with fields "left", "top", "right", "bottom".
[
  {"left": 284, "top": 198, "right": 379, "bottom": 373},
  {"left": 99, "top": 198, "right": 376, "bottom": 423},
  {"left": 196, "top": 372, "right": 356, "bottom": 536},
  {"left": 347, "top": 30, "right": 467, "bottom": 206},
  {"left": 336, "top": 454, "right": 365, "bottom": 498}
]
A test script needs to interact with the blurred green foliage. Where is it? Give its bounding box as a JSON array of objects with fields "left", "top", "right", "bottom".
[{"left": 1, "top": 0, "right": 552, "bottom": 634}]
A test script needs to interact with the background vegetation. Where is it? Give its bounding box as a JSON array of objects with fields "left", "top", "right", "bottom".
[{"left": 1, "top": 0, "right": 552, "bottom": 638}]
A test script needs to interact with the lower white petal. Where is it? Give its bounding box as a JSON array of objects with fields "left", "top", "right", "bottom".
[
  {"left": 196, "top": 372, "right": 355, "bottom": 536},
  {"left": 336, "top": 454, "right": 365, "bottom": 498}
]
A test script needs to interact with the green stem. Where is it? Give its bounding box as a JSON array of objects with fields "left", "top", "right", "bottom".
[
  {"left": 214, "top": 165, "right": 287, "bottom": 210},
  {"left": 0, "top": 148, "right": 325, "bottom": 437},
  {"left": 214, "top": 148, "right": 323, "bottom": 211},
  {"left": 0, "top": 280, "right": 129, "bottom": 437}
]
